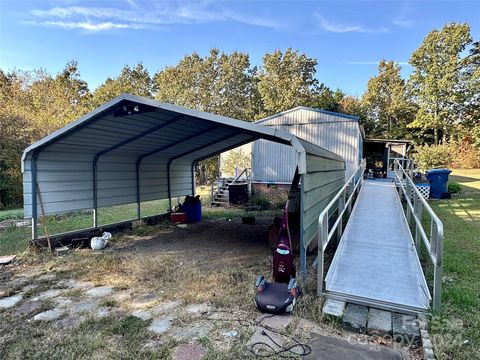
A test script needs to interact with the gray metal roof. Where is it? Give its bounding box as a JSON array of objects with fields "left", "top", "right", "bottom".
[
  {"left": 22, "top": 94, "right": 343, "bottom": 220},
  {"left": 256, "top": 106, "right": 360, "bottom": 125}
]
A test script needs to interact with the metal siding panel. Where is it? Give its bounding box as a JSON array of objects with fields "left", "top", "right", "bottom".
[{"left": 253, "top": 108, "right": 360, "bottom": 182}]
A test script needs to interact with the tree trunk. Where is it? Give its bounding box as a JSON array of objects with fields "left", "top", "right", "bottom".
[
  {"left": 434, "top": 128, "right": 439, "bottom": 145},
  {"left": 442, "top": 126, "right": 447, "bottom": 144}
]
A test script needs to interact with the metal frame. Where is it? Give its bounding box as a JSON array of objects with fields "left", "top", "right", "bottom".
[
  {"left": 92, "top": 115, "right": 184, "bottom": 226},
  {"left": 30, "top": 151, "right": 39, "bottom": 240},
  {"left": 316, "top": 159, "right": 366, "bottom": 296},
  {"left": 393, "top": 159, "right": 444, "bottom": 312},
  {"left": 166, "top": 132, "right": 242, "bottom": 209}
]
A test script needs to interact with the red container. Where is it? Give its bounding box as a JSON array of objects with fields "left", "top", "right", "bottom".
[{"left": 170, "top": 212, "right": 187, "bottom": 224}]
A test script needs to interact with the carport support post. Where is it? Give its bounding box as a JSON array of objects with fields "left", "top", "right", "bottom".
[
  {"left": 136, "top": 161, "right": 141, "bottom": 219},
  {"left": 167, "top": 162, "right": 172, "bottom": 211},
  {"left": 31, "top": 151, "right": 39, "bottom": 240},
  {"left": 191, "top": 162, "right": 196, "bottom": 196},
  {"left": 93, "top": 159, "right": 98, "bottom": 227},
  {"left": 299, "top": 175, "right": 307, "bottom": 277}
]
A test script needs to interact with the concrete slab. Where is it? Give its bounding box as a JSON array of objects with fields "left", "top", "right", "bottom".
[
  {"left": 172, "top": 322, "right": 212, "bottom": 341},
  {"left": 248, "top": 328, "right": 285, "bottom": 355},
  {"left": 0, "top": 294, "right": 23, "bottom": 309},
  {"left": 72, "top": 301, "right": 98, "bottom": 313},
  {"left": 33, "top": 309, "right": 64, "bottom": 321},
  {"left": 367, "top": 308, "right": 392, "bottom": 336},
  {"left": 392, "top": 313, "right": 421, "bottom": 345},
  {"left": 322, "top": 298, "right": 346, "bottom": 317},
  {"left": 185, "top": 303, "right": 211, "bottom": 316},
  {"left": 148, "top": 316, "right": 174, "bottom": 334},
  {"left": 173, "top": 344, "right": 206, "bottom": 360},
  {"left": 131, "top": 310, "right": 153, "bottom": 321},
  {"left": 85, "top": 286, "right": 114, "bottom": 298},
  {"left": 342, "top": 304, "right": 368, "bottom": 334},
  {"left": 256, "top": 314, "right": 293, "bottom": 330},
  {"left": 33, "top": 289, "right": 62, "bottom": 301},
  {"left": 305, "top": 333, "right": 403, "bottom": 360}
]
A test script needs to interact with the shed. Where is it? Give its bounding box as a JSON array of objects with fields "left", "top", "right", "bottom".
[
  {"left": 252, "top": 107, "right": 363, "bottom": 183},
  {"left": 22, "top": 94, "right": 345, "bottom": 274}
]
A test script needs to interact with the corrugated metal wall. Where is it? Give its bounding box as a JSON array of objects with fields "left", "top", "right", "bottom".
[
  {"left": 301, "top": 153, "right": 346, "bottom": 248},
  {"left": 253, "top": 108, "right": 361, "bottom": 182}
]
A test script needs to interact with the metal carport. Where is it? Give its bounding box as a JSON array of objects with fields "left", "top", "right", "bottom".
[{"left": 22, "top": 94, "right": 345, "bottom": 274}]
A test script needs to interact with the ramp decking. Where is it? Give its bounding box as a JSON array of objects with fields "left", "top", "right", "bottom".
[{"left": 325, "top": 179, "right": 431, "bottom": 313}]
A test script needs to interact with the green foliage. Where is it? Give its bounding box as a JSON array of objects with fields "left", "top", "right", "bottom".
[
  {"left": 448, "top": 182, "right": 462, "bottom": 193},
  {"left": 413, "top": 144, "right": 453, "bottom": 171},
  {"left": 362, "top": 60, "right": 416, "bottom": 139},
  {"left": 154, "top": 49, "right": 257, "bottom": 120},
  {"left": 91, "top": 63, "right": 153, "bottom": 107},
  {"left": 221, "top": 148, "right": 251, "bottom": 177},
  {"left": 257, "top": 48, "right": 321, "bottom": 118},
  {"left": 408, "top": 23, "right": 474, "bottom": 144},
  {"left": 248, "top": 194, "right": 271, "bottom": 209}
]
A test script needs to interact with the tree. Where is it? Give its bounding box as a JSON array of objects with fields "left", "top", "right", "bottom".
[
  {"left": 91, "top": 63, "right": 153, "bottom": 107},
  {"left": 257, "top": 48, "right": 321, "bottom": 117},
  {"left": 154, "top": 49, "right": 257, "bottom": 120},
  {"left": 154, "top": 49, "right": 258, "bottom": 184},
  {"left": 221, "top": 148, "right": 251, "bottom": 177},
  {"left": 408, "top": 23, "right": 473, "bottom": 144},
  {"left": 314, "top": 88, "right": 345, "bottom": 112},
  {"left": 362, "top": 60, "right": 416, "bottom": 139}
]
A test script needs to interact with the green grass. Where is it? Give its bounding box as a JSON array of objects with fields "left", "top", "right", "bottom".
[
  {"left": 0, "top": 188, "right": 280, "bottom": 256},
  {"left": 425, "top": 169, "right": 480, "bottom": 360},
  {"left": 0, "top": 199, "right": 172, "bottom": 256},
  {"left": 0, "top": 208, "right": 24, "bottom": 222}
]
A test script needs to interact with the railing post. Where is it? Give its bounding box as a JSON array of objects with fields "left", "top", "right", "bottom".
[
  {"left": 347, "top": 179, "right": 353, "bottom": 215},
  {"left": 337, "top": 192, "right": 345, "bottom": 241},
  {"left": 405, "top": 180, "right": 412, "bottom": 223},
  {"left": 414, "top": 196, "right": 423, "bottom": 253},
  {"left": 431, "top": 221, "right": 443, "bottom": 312},
  {"left": 317, "top": 215, "right": 328, "bottom": 296}
]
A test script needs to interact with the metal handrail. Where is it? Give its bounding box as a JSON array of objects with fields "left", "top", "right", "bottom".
[
  {"left": 393, "top": 159, "right": 444, "bottom": 311},
  {"left": 316, "top": 159, "right": 366, "bottom": 296}
]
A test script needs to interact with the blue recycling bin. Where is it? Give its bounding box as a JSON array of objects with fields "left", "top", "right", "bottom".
[
  {"left": 183, "top": 201, "right": 202, "bottom": 223},
  {"left": 426, "top": 168, "right": 452, "bottom": 199}
]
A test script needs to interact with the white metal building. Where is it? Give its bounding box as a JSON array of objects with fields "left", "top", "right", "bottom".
[{"left": 252, "top": 107, "right": 363, "bottom": 183}]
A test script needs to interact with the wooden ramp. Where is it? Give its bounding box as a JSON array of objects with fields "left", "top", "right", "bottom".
[{"left": 325, "top": 179, "right": 431, "bottom": 314}]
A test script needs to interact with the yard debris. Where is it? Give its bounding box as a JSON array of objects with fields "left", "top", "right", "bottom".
[
  {"left": 90, "top": 232, "right": 111, "bottom": 250},
  {"left": 223, "top": 330, "right": 238, "bottom": 337},
  {"left": 0, "top": 255, "right": 16, "bottom": 265},
  {"left": 55, "top": 246, "right": 70, "bottom": 255}
]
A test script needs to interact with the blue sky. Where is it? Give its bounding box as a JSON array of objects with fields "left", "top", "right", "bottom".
[{"left": 0, "top": 0, "right": 479, "bottom": 96}]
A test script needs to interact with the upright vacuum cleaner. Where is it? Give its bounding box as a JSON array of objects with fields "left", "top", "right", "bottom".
[{"left": 254, "top": 200, "right": 301, "bottom": 314}]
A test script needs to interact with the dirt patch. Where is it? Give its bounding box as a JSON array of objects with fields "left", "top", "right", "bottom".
[{"left": 0, "top": 217, "right": 419, "bottom": 359}]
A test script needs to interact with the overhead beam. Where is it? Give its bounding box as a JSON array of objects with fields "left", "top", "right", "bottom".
[
  {"left": 92, "top": 115, "right": 184, "bottom": 225},
  {"left": 135, "top": 124, "right": 219, "bottom": 208},
  {"left": 167, "top": 132, "right": 240, "bottom": 205}
]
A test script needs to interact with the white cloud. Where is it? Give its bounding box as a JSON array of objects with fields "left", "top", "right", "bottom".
[
  {"left": 392, "top": 19, "right": 413, "bottom": 28},
  {"left": 315, "top": 14, "right": 389, "bottom": 33},
  {"left": 26, "top": 1, "right": 281, "bottom": 33},
  {"left": 25, "top": 20, "right": 146, "bottom": 32}
]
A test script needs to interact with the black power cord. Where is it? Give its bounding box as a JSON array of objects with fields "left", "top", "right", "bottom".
[{"left": 206, "top": 312, "right": 312, "bottom": 358}]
